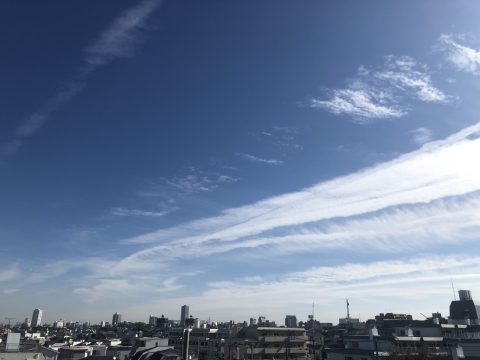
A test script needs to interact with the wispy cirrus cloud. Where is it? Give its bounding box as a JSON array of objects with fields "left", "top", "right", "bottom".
[
  {"left": 410, "top": 127, "right": 433, "bottom": 145},
  {"left": 122, "top": 254, "right": 480, "bottom": 322},
  {"left": 376, "top": 56, "right": 449, "bottom": 103},
  {"left": 0, "top": 263, "right": 20, "bottom": 282},
  {"left": 438, "top": 33, "right": 480, "bottom": 74},
  {"left": 310, "top": 88, "right": 405, "bottom": 121},
  {"left": 259, "top": 125, "right": 303, "bottom": 152},
  {"left": 83, "top": 0, "right": 162, "bottom": 69},
  {"left": 3, "top": 288, "right": 20, "bottom": 295},
  {"left": 118, "top": 123, "right": 480, "bottom": 263},
  {"left": 236, "top": 153, "right": 284, "bottom": 165},
  {"left": 3, "top": 0, "right": 162, "bottom": 154},
  {"left": 309, "top": 55, "right": 448, "bottom": 122},
  {"left": 153, "top": 167, "right": 239, "bottom": 195},
  {"left": 111, "top": 207, "right": 170, "bottom": 218},
  {"left": 21, "top": 124, "right": 480, "bottom": 307}
]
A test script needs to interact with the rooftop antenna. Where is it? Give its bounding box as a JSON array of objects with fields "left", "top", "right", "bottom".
[{"left": 451, "top": 279, "right": 457, "bottom": 301}]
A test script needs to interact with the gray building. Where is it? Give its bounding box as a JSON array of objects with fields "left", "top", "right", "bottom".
[
  {"left": 180, "top": 305, "right": 189, "bottom": 326},
  {"left": 112, "top": 312, "right": 122, "bottom": 326},
  {"left": 31, "top": 309, "right": 43, "bottom": 328},
  {"left": 450, "top": 290, "right": 480, "bottom": 324},
  {"left": 285, "top": 315, "right": 297, "bottom": 328}
]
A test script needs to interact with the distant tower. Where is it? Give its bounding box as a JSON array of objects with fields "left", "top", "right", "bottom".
[
  {"left": 31, "top": 309, "right": 43, "bottom": 328},
  {"left": 112, "top": 312, "right": 122, "bottom": 326},
  {"left": 285, "top": 315, "right": 297, "bottom": 328},
  {"left": 180, "top": 305, "right": 189, "bottom": 326}
]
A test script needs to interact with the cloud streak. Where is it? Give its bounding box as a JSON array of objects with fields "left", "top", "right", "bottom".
[
  {"left": 122, "top": 254, "right": 480, "bottom": 322},
  {"left": 125, "top": 123, "right": 480, "bottom": 249},
  {"left": 439, "top": 34, "right": 480, "bottom": 74},
  {"left": 236, "top": 153, "right": 284, "bottom": 165},
  {"left": 111, "top": 207, "right": 170, "bottom": 217},
  {"left": 4, "top": 0, "right": 162, "bottom": 154},
  {"left": 83, "top": 0, "right": 162, "bottom": 69},
  {"left": 0, "top": 264, "right": 20, "bottom": 282},
  {"left": 15, "top": 124, "right": 480, "bottom": 309},
  {"left": 310, "top": 88, "right": 405, "bottom": 121},
  {"left": 410, "top": 127, "right": 433, "bottom": 145},
  {"left": 309, "top": 56, "right": 448, "bottom": 122}
]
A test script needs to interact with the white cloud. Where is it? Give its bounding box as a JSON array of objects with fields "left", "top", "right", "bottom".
[
  {"left": 83, "top": 0, "right": 162, "bottom": 69},
  {"left": 73, "top": 276, "right": 182, "bottom": 303},
  {"left": 258, "top": 126, "right": 303, "bottom": 151},
  {"left": 24, "top": 124, "right": 480, "bottom": 307},
  {"left": 162, "top": 174, "right": 236, "bottom": 193},
  {"left": 309, "top": 55, "right": 448, "bottom": 121},
  {"left": 376, "top": 57, "right": 448, "bottom": 103},
  {"left": 3, "top": 0, "right": 162, "bottom": 154},
  {"left": 310, "top": 88, "right": 405, "bottom": 121},
  {"left": 121, "top": 254, "right": 480, "bottom": 323},
  {"left": 124, "top": 123, "right": 480, "bottom": 251},
  {"left": 111, "top": 207, "right": 170, "bottom": 217},
  {"left": 3, "top": 288, "right": 20, "bottom": 295},
  {"left": 236, "top": 153, "right": 284, "bottom": 165},
  {"left": 0, "top": 264, "right": 20, "bottom": 282},
  {"left": 410, "top": 127, "right": 433, "bottom": 145},
  {"left": 439, "top": 34, "right": 480, "bottom": 74}
]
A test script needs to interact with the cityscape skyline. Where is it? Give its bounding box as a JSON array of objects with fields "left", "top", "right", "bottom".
[
  {"left": 2, "top": 289, "right": 469, "bottom": 326},
  {"left": 2, "top": 1, "right": 480, "bottom": 324}
]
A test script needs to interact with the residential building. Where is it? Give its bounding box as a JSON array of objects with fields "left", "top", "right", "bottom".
[
  {"left": 180, "top": 306, "right": 189, "bottom": 327},
  {"left": 168, "top": 328, "right": 230, "bottom": 360},
  {"left": 236, "top": 327, "right": 308, "bottom": 360}
]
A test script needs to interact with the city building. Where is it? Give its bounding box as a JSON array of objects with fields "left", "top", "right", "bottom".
[
  {"left": 236, "top": 326, "right": 308, "bottom": 360},
  {"left": 285, "top": 315, "right": 297, "bottom": 328},
  {"left": 132, "top": 348, "right": 180, "bottom": 360},
  {"left": 157, "top": 315, "right": 169, "bottom": 329},
  {"left": 180, "top": 305, "right": 189, "bottom": 327},
  {"left": 450, "top": 289, "right": 480, "bottom": 325},
  {"left": 31, "top": 309, "right": 43, "bottom": 328},
  {"left": 112, "top": 312, "right": 122, "bottom": 326},
  {"left": 168, "top": 328, "right": 230, "bottom": 360},
  {"left": 149, "top": 315, "right": 158, "bottom": 327},
  {"left": 53, "top": 319, "right": 65, "bottom": 328}
]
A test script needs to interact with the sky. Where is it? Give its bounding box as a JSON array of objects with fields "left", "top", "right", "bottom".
[{"left": 2, "top": 0, "right": 480, "bottom": 325}]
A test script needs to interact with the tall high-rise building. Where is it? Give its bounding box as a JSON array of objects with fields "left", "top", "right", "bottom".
[
  {"left": 149, "top": 315, "right": 158, "bottom": 326},
  {"left": 285, "top": 315, "right": 298, "bottom": 328},
  {"left": 112, "top": 312, "right": 122, "bottom": 326},
  {"left": 180, "top": 305, "right": 189, "bottom": 326},
  {"left": 31, "top": 309, "right": 43, "bottom": 328},
  {"left": 450, "top": 289, "right": 480, "bottom": 324}
]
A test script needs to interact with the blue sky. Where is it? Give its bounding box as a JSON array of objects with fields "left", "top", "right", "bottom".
[{"left": 2, "top": 0, "right": 480, "bottom": 325}]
